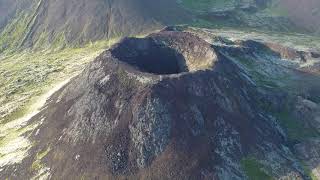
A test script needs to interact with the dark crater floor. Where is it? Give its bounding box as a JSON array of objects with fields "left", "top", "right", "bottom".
[{"left": 111, "top": 38, "right": 184, "bottom": 75}]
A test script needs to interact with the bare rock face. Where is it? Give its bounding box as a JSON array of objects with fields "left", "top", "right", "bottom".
[{"left": 1, "top": 30, "right": 306, "bottom": 179}]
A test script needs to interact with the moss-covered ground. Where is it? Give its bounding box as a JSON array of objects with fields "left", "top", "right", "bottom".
[{"left": 241, "top": 157, "right": 273, "bottom": 180}]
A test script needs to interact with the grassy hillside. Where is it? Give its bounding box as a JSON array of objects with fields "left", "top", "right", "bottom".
[
  {"left": 0, "top": 38, "right": 121, "bottom": 123},
  {"left": 0, "top": 38, "right": 120, "bottom": 169}
]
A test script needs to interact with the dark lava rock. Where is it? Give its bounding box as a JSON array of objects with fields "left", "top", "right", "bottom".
[{"left": 1, "top": 31, "right": 305, "bottom": 179}]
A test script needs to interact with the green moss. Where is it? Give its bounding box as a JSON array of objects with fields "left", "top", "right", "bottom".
[{"left": 241, "top": 157, "right": 273, "bottom": 180}]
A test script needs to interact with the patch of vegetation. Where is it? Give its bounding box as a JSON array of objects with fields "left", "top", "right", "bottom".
[
  {"left": 0, "top": 120, "right": 39, "bottom": 167},
  {"left": 188, "top": 26, "right": 320, "bottom": 50},
  {"left": 181, "top": 0, "right": 288, "bottom": 16},
  {"left": 300, "top": 161, "right": 318, "bottom": 180},
  {"left": 274, "top": 110, "right": 319, "bottom": 142},
  {"left": 0, "top": 37, "right": 121, "bottom": 124},
  {"left": 0, "top": 123, "right": 33, "bottom": 148},
  {"left": 260, "top": 0, "right": 289, "bottom": 17},
  {"left": 236, "top": 56, "right": 255, "bottom": 68},
  {"left": 251, "top": 71, "right": 279, "bottom": 88},
  {"left": 232, "top": 55, "right": 279, "bottom": 89},
  {"left": 0, "top": 11, "right": 32, "bottom": 52},
  {"left": 180, "top": 0, "right": 301, "bottom": 34},
  {"left": 190, "top": 17, "right": 242, "bottom": 30},
  {"left": 0, "top": 36, "right": 123, "bottom": 167},
  {"left": 241, "top": 157, "right": 273, "bottom": 180},
  {"left": 31, "top": 147, "right": 51, "bottom": 171}
]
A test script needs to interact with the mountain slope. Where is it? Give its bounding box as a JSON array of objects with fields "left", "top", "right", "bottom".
[
  {"left": 0, "top": 0, "right": 190, "bottom": 51},
  {"left": 0, "top": 0, "right": 33, "bottom": 28},
  {"left": 20, "top": 0, "right": 191, "bottom": 47},
  {"left": 1, "top": 0, "right": 319, "bottom": 52},
  {"left": 279, "top": 0, "right": 320, "bottom": 33}
]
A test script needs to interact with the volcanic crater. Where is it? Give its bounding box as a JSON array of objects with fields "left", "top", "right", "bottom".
[
  {"left": 110, "top": 31, "right": 218, "bottom": 75},
  {"left": 1, "top": 30, "right": 306, "bottom": 180}
]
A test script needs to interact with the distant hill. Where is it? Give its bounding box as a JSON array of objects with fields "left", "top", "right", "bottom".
[
  {"left": 0, "top": 0, "right": 319, "bottom": 52},
  {"left": 279, "top": 0, "right": 320, "bottom": 34},
  {"left": 0, "top": 0, "right": 190, "bottom": 51},
  {"left": 180, "top": 0, "right": 320, "bottom": 34}
]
